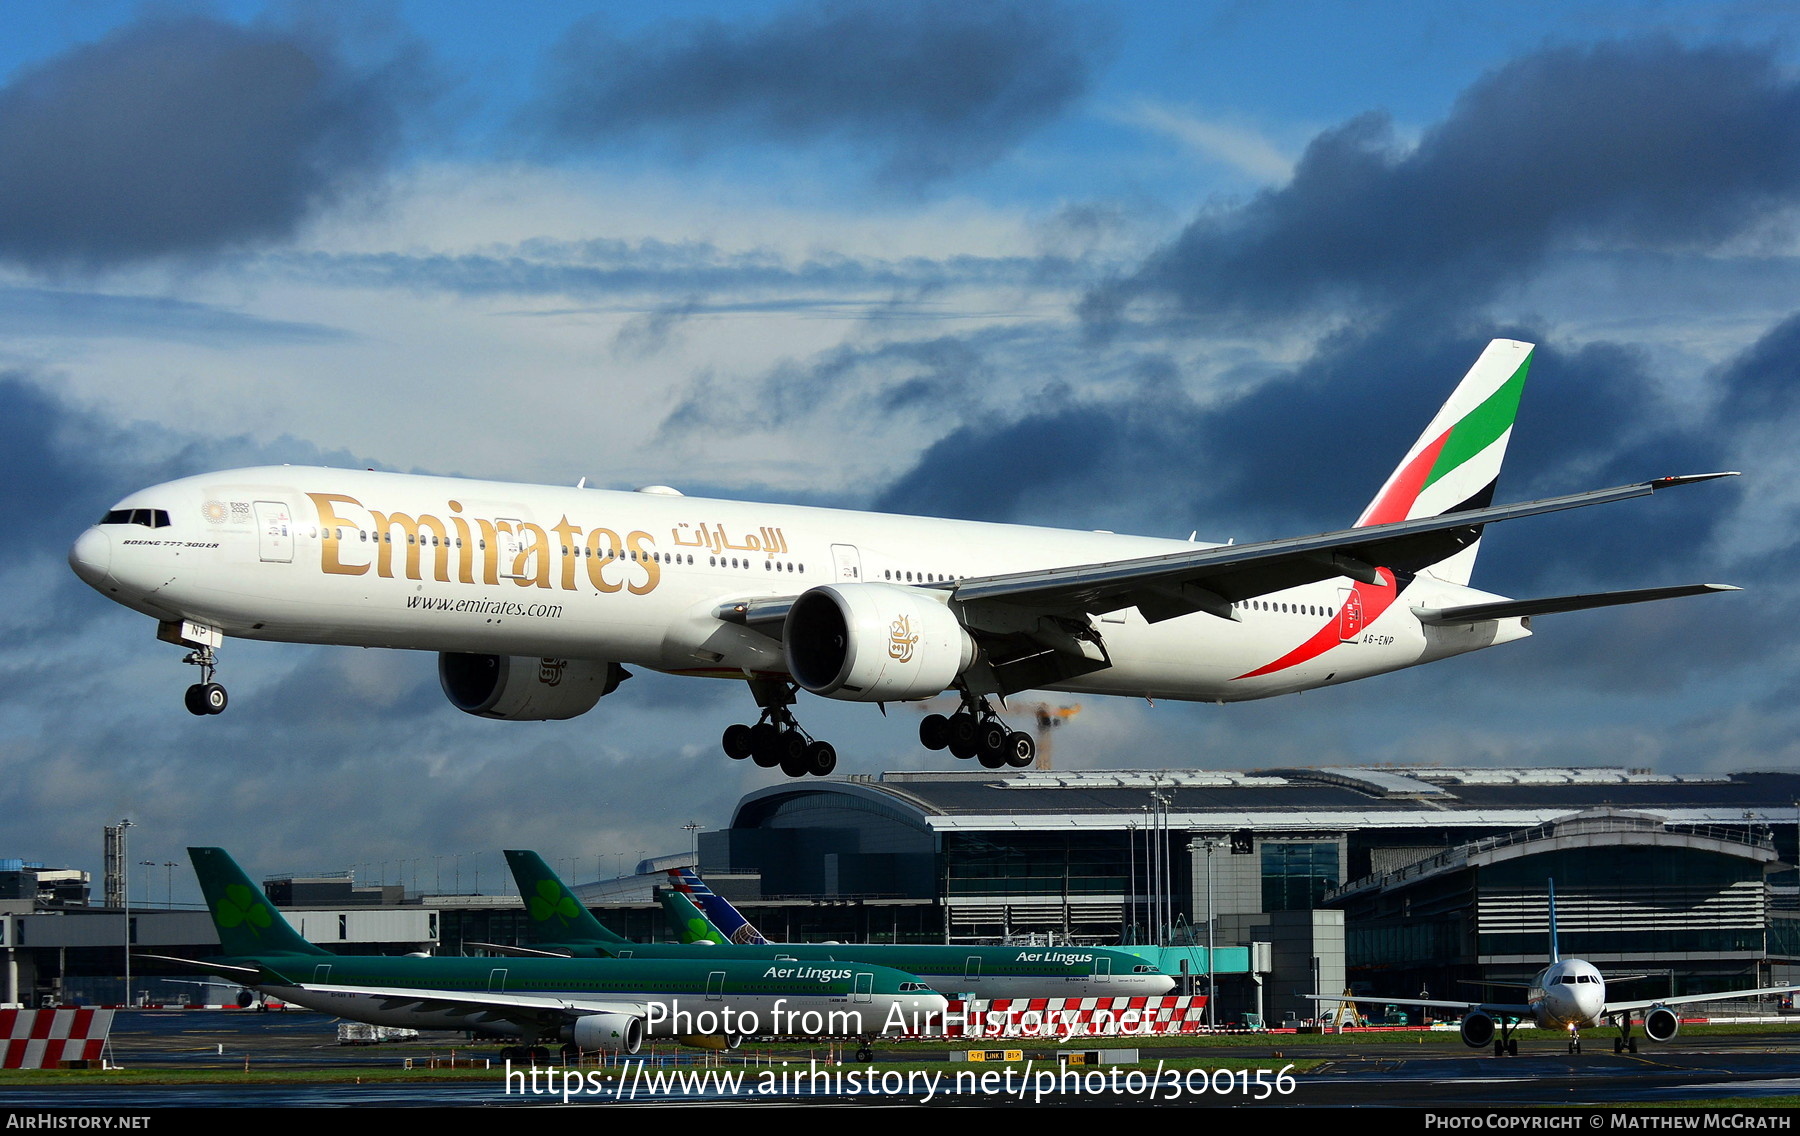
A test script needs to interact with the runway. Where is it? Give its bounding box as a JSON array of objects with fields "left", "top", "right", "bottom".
[{"left": 4, "top": 1011, "right": 1795, "bottom": 1108}]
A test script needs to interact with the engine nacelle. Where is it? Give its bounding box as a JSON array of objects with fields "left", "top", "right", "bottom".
[
  {"left": 1459, "top": 1011, "right": 1496, "bottom": 1048},
  {"left": 438, "top": 653, "right": 629, "bottom": 720},
  {"left": 677, "top": 1033, "right": 743, "bottom": 1051},
  {"left": 568, "top": 1012, "right": 644, "bottom": 1054},
  {"left": 783, "top": 583, "right": 975, "bottom": 702},
  {"left": 1643, "top": 1005, "right": 1680, "bottom": 1042}
]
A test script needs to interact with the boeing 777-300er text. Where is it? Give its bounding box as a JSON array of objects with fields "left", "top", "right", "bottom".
[
  {"left": 1311, "top": 882, "right": 1800, "bottom": 1056},
  {"left": 148, "top": 848, "right": 946, "bottom": 1058},
  {"left": 70, "top": 340, "right": 1738, "bottom": 775}
]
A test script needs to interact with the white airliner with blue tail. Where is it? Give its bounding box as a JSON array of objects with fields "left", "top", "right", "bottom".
[{"left": 1313, "top": 881, "right": 1800, "bottom": 1055}]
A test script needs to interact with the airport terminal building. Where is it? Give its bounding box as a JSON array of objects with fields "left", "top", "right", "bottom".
[
  {"left": 690, "top": 766, "right": 1800, "bottom": 1024},
  {"left": 7, "top": 765, "right": 1798, "bottom": 1025}
]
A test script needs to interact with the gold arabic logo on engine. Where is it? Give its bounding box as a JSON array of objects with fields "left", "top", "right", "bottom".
[
  {"left": 538, "top": 658, "right": 568, "bottom": 687},
  {"left": 887, "top": 614, "right": 919, "bottom": 662}
]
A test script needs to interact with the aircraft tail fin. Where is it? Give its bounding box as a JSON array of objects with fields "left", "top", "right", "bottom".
[
  {"left": 667, "top": 867, "right": 770, "bottom": 945},
  {"left": 503, "top": 850, "right": 633, "bottom": 948},
  {"left": 188, "top": 847, "right": 330, "bottom": 959},
  {"left": 1548, "top": 878, "right": 1561, "bottom": 964},
  {"left": 658, "top": 887, "right": 725, "bottom": 944},
  {"left": 1355, "top": 339, "right": 1534, "bottom": 586}
]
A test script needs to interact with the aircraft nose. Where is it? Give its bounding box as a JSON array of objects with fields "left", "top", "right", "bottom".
[{"left": 68, "top": 527, "right": 113, "bottom": 589}]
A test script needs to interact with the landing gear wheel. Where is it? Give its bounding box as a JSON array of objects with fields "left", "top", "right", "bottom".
[
  {"left": 750, "top": 722, "right": 782, "bottom": 767},
  {"left": 722, "top": 723, "right": 753, "bottom": 760},
  {"left": 977, "top": 747, "right": 1007, "bottom": 769},
  {"left": 777, "top": 730, "right": 810, "bottom": 777},
  {"left": 1627, "top": 1039, "right": 1637, "bottom": 1053},
  {"left": 201, "top": 682, "right": 228, "bottom": 714},
  {"left": 1569, "top": 1036, "right": 1581, "bottom": 1054},
  {"left": 1004, "top": 731, "right": 1035, "bottom": 768},
  {"left": 919, "top": 713, "right": 950, "bottom": 751},
  {"left": 855, "top": 1046, "right": 874, "bottom": 1062},
  {"left": 1493, "top": 1040, "right": 1504, "bottom": 1058},
  {"left": 1613, "top": 1038, "right": 1623, "bottom": 1054},
  {"left": 805, "top": 740, "right": 837, "bottom": 777},
  {"left": 948, "top": 712, "right": 979, "bottom": 759},
  {"left": 1507, "top": 1039, "right": 1517, "bottom": 1056},
  {"left": 185, "top": 684, "right": 210, "bottom": 716}
]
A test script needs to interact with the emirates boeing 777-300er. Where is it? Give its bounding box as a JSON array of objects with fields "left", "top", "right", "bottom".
[{"left": 69, "top": 340, "right": 1736, "bottom": 776}]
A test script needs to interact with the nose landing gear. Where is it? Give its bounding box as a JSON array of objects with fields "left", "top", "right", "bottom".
[{"left": 181, "top": 644, "right": 227, "bottom": 716}]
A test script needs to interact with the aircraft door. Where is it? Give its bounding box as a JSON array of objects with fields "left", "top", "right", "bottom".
[
  {"left": 488, "top": 969, "right": 508, "bottom": 993},
  {"left": 1094, "top": 955, "right": 1112, "bottom": 983},
  {"left": 964, "top": 956, "right": 981, "bottom": 984},
  {"left": 706, "top": 970, "right": 726, "bottom": 1002},
  {"left": 496, "top": 520, "right": 527, "bottom": 580},
  {"left": 830, "top": 544, "right": 862, "bottom": 583},
  {"left": 854, "top": 972, "right": 874, "bottom": 1003},
  {"left": 312, "top": 963, "right": 332, "bottom": 983},
  {"left": 1338, "top": 587, "right": 1365, "bottom": 641},
  {"left": 254, "top": 501, "right": 294, "bottom": 563}
]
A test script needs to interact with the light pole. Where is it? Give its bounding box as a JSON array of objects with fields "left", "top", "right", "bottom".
[{"left": 119, "top": 819, "right": 134, "bottom": 1008}]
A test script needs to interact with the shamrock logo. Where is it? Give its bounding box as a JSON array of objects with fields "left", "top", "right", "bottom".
[
  {"left": 215, "top": 884, "right": 273, "bottom": 938},
  {"left": 528, "top": 880, "right": 580, "bottom": 926}
]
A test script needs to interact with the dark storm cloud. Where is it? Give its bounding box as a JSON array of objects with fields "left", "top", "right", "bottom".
[
  {"left": 872, "top": 317, "right": 1748, "bottom": 582},
  {"left": 0, "top": 14, "right": 429, "bottom": 270},
  {"left": 1086, "top": 39, "right": 1800, "bottom": 329},
  {"left": 533, "top": 0, "right": 1102, "bottom": 183},
  {"left": 0, "top": 370, "right": 365, "bottom": 577}
]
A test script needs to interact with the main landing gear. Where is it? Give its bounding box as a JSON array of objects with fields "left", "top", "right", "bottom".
[
  {"left": 918, "top": 693, "right": 1034, "bottom": 769},
  {"left": 1612, "top": 1013, "right": 1638, "bottom": 1054},
  {"left": 1491, "top": 1018, "right": 1520, "bottom": 1057},
  {"left": 722, "top": 681, "right": 836, "bottom": 778},
  {"left": 181, "top": 644, "right": 228, "bottom": 716}
]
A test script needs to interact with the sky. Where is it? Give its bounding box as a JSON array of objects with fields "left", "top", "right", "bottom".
[{"left": 5, "top": 0, "right": 1800, "bottom": 907}]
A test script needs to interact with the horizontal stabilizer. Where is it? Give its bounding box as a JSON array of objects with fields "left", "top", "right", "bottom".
[{"left": 1416, "top": 583, "right": 1739, "bottom": 626}]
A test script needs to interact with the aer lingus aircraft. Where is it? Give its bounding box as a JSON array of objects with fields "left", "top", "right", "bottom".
[
  {"left": 492, "top": 850, "right": 1175, "bottom": 1000},
  {"left": 1312, "top": 882, "right": 1800, "bottom": 1056},
  {"left": 69, "top": 340, "right": 1737, "bottom": 776},
  {"left": 153, "top": 847, "right": 946, "bottom": 1057}
]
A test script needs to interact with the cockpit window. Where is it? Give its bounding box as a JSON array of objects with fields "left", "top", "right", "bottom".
[{"left": 100, "top": 509, "right": 171, "bottom": 529}]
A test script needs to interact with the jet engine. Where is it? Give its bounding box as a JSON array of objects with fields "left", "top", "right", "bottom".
[
  {"left": 678, "top": 1033, "right": 743, "bottom": 1051},
  {"left": 1643, "top": 1005, "right": 1680, "bottom": 1042},
  {"left": 569, "top": 1012, "right": 644, "bottom": 1054},
  {"left": 438, "top": 653, "right": 629, "bottom": 720},
  {"left": 1459, "top": 1011, "right": 1496, "bottom": 1048},
  {"left": 783, "top": 583, "right": 975, "bottom": 702}
]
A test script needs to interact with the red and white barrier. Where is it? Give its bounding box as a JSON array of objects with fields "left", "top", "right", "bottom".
[
  {"left": 0, "top": 1009, "right": 114, "bottom": 1068},
  {"left": 932, "top": 995, "right": 1209, "bottom": 1040}
]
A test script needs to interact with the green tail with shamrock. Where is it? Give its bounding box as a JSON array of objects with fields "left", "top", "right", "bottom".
[
  {"left": 188, "top": 847, "right": 328, "bottom": 958},
  {"left": 504, "top": 849, "right": 634, "bottom": 948}
]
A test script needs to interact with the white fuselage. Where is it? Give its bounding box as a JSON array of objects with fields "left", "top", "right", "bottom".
[
  {"left": 1527, "top": 958, "right": 1608, "bottom": 1031},
  {"left": 69, "top": 465, "right": 1530, "bottom": 703}
]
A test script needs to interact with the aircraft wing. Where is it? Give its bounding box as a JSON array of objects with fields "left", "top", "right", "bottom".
[
  {"left": 299, "top": 981, "right": 648, "bottom": 1032},
  {"left": 1307, "top": 993, "right": 1533, "bottom": 1018},
  {"left": 950, "top": 474, "right": 1735, "bottom": 624},
  {"left": 1604, "top": 983, "right": 1800, "bottom": 1015}
]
